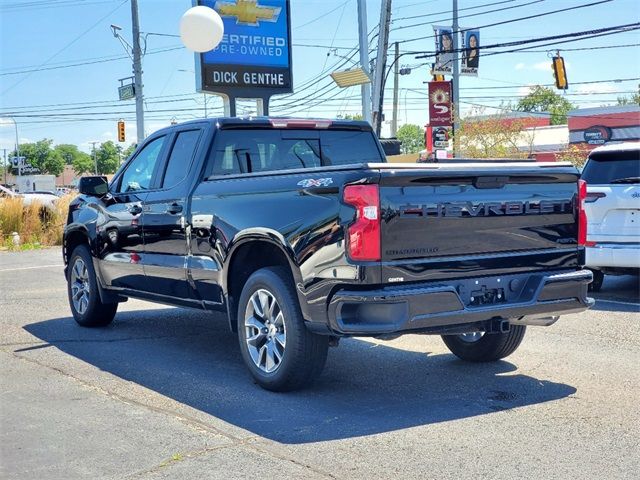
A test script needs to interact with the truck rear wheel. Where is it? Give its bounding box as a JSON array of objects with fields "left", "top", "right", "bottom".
[
  {"left": 441, "top": 325, "right": 526, "bottom": 362},
  {"left": 67, "top": 245, "right": 118, "bottom": 327},
  {"left": 237, "top": 267, "right": 328, "bottom": 392}
]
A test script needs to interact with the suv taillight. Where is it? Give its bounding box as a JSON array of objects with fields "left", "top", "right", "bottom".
[
  {"left": 343, "top": 184, "right": 380, "bottom": 261},
  {"left": 578, "top": 179, "right": 588, "bottom": 246}
]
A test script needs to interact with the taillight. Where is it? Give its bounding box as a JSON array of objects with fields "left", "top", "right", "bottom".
[
  {"left": 343, "top": 184, "right": 381, "bottom": 261},
  {"left": 578, "top": 179, "right": 587, "bottom": 246}
]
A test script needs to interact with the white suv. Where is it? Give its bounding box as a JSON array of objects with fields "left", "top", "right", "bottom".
[{"left": 582, "top": 142, "right": 640, "bottom": 291}]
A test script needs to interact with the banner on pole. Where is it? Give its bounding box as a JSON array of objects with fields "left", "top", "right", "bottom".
[
  {"left": 461, "top": 29, "right": 480, "bottom": 76},
  {"left": 432, "top": 25, "right": 453, "bottom": 75}
]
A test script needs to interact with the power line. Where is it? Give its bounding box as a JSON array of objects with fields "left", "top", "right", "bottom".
[
  {"left": 1, "top": 0, "right": 128, "bottom": 95},
  {"left": 414, "top": 22, "right": 640, "bottom": 57},
  {"left": 392, "top": 0, "right": 519, "bottom": 22},
  {"left": 391, "top": 0, "right": 549, "bottom": 32},
  {"left": 294, "top": 0, "right": 352, "bottom": 30},
  {"left": 400, "top": 0, "right": 614, "bottom": 44},
  {"left": 0, "top": 46, "right": 185, "bottom": 76}
]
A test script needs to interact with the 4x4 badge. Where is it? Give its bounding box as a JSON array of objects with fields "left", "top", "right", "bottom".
[{"left": 297, "top": 178, "right": 333, "bottom": 188}]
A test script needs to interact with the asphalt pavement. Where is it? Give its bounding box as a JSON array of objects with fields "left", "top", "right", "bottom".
[{"left": 1, "top": 248, "right": 639, "bottom": 479}]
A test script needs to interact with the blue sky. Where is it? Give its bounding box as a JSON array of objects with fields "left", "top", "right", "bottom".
[{"left": 1, "top": 0, "right": 639, "bottom": 153}]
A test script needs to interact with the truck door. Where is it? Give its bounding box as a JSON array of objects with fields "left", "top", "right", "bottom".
[
  {"left": 141, "top": 127, "right": 204, "bottom": 300},
  {"left": 99, "top": 134, "right": 169, "bottom": 291}
]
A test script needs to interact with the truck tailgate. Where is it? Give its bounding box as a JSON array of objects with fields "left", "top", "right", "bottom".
[{"left": 375, "top": 163, "right": 581, "bottom": 282}]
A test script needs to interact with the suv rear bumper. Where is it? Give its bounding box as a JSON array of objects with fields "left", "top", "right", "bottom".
[
  {"left": 586, "top": 243, "right": 640, "bottom": 269},
  {"left": 326, "top": 269, "right": 594, "bottom": 336}
]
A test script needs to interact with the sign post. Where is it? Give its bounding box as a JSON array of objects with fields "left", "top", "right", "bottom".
[{"left": 194, "top": 0, "right": 292, "bottom": 116}]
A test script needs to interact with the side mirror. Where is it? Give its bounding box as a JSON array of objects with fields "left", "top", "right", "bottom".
[{"left": 78, "top": 176, "right": 109, "bottom": 196}]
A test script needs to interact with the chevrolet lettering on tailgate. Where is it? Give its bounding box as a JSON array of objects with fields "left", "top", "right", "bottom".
[{"left": 399, "top": 199, "right": 573, "bottom": 218}]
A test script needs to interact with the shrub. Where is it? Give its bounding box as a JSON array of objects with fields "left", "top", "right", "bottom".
[{"left": 0, "top": 194, "right": 74, "bottom": 250}]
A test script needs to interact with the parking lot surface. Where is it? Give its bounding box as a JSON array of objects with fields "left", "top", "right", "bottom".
[{"left": 1, "top": 248, "right": 639, "bottom": 479}]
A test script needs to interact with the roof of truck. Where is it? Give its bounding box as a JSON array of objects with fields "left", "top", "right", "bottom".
[{"left": 163, "top": 116, "right": 373, "bottom": 132}]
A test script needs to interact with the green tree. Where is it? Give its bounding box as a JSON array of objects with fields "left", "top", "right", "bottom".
[
  {"left": 617, "top": 85, "right": 640, "bottom": 106},
  {"left": 453, "top": 107, "right": 535, "bottom": 159},
  {"left": 11, "top": 139, "right": 65, "bottom": 176},
  {"left": 336, "top": 113, "right": 364, "bottom": 121},
  {"left": 54, "top": 144, "right": 84, "bottom": 165},
  {"left": 95, "top": 141, "right": 121, "bottom": 174},
  {"left": 396, "top": 124, "right": 424, "bottom": 154},
  {"left": 122, "top": 143, "right": 137, "bottom": 160},
  {"left": 516, "top": 85, "right": 574, "bottom": 125},
  {"left": 72, "top": 153, "right": 95, "bottom": 175}
]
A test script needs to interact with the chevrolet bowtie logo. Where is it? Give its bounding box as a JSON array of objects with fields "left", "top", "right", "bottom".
[{"left": 214, "top": 0, "right": 281, "bottom": 26}]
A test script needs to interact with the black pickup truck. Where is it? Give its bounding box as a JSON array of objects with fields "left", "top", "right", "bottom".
[{"left": 63, "top": 117, "right": 593, "bottom": 391}]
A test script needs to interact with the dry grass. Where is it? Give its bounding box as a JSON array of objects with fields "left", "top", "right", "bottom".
[{"left": 0, "top": 194, "right": 74, "bottom": 250}]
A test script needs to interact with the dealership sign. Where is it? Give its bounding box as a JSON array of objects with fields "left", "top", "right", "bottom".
[
  {"left": 10, "top": 156, "right": 40, "bottom": 175},
  {"left": 583, "top": 125, "right": 611, "bottom": 145},
  {"left": 196, "top": 0, "right": 292, "bottom": 101},
  {"left": 428, "top": 81, "right": 453, "bottom": 127}
]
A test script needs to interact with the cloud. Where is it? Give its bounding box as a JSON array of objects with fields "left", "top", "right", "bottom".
[
  {"left": 515, "top": 61, "right": 571, "bottom": 72},
  {"left": 575, "top": 82, "right": 618, "bottom": 95},
  {"left": 533, "top": 61, "right": 552, "bottom": 72}
]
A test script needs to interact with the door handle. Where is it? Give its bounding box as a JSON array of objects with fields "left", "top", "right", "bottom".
[
  {"left": 129, "top": 204, "right": 142, "bottom": 215},
  {"left": 166, "top": 203, "right": 183, "bottom": 214}
]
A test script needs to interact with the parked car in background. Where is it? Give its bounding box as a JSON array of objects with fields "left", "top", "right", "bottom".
[
  {"left": 0, "top": 184, "right": 58, "bottom": 209},
  {"left": 581, "top": 142, "right": 640, "bottom": 291}
]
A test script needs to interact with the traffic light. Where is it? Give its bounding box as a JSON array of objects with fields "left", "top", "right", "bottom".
[
  {"left": 552, "top": 55, "right": 568, "bottom": 90},
  {"left": 117, "top": 120, "right": 125, "bottom": 143}
]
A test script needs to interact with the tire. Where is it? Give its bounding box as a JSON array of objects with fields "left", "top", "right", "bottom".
[
  {"left": 588, "top": 269, "right": 604, "bottom": 292},
  {"left": 441, "top": 325, "right": 526, "bottom": 362},
  {"left": 237, "top": 267, "right": 328, "bottom": 392},
  {"left": 67, "top": 244, "right": 118, "bottom": 327}
]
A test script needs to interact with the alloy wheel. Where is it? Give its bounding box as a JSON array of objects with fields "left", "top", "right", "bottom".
[
  {"left": 70, "top": 258, "right": 90, "bottom": 315},
  {"left": 244, "top": 289, "right": 287, "bottom": 373}
]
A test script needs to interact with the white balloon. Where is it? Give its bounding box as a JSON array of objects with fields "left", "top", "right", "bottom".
[{"left": 180, "top": 6, "right": 224, "bottom": 53}]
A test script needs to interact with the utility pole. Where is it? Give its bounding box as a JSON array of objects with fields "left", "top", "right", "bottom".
[
  {"left": 131, "top": 0, "right": 145, "bottom": 144},
  {"left": 90, "top": 142, "right": 99, "bottom": 175},
  {"left": 357, "top": 0, "right": 372, "bottom": 124},
  {"left": 372, "top": 0, "right": 392, "bottom": 137},
  {"left": 452, "top": 0, "right": 460, "bottom": 157},
  {"left": 2, "top": 149, "right": 6, "bottom": 186},
  {"left": 391, "top": 42, "right": 400, "bottom": 137}
]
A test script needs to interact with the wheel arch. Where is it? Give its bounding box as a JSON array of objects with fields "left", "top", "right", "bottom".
[
  {"left": 223, "top": 230, "right": 307, "bottom": 332},
  {"left": 63, "top": 225, "right": 91, "bottom": 270}
]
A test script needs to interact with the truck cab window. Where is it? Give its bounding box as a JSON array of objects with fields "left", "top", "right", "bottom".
[
  {"left": 118, "top": 136, "right": 166, "bottom": 193},
  {"left": 162, "top": 130, "right": 201, "bottom": 189}
]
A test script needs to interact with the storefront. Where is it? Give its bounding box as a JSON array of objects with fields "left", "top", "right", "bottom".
[{"left": 568, "top": 105, "right": 640, "bottom": 151}]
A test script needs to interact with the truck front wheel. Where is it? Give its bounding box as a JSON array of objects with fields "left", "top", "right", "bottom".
[
  {"left": 441, "top": 325, "right": 526, "bottom": 362},
  {"left": 237, "top": 267, "right": 328, "bottom": 392},
  {"left": 67, "top": 244, "right": 118, "bottom": 327}
]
